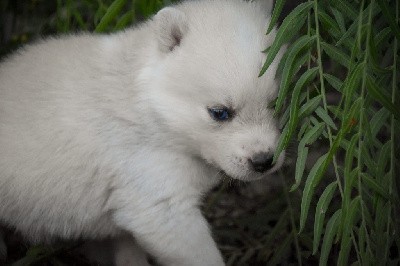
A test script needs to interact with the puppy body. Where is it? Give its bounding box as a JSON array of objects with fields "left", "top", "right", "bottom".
[{"left": 0, "top": 1, "right": 282, "bottom": 265}]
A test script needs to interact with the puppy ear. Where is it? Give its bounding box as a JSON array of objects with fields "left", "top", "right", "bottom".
[{"left": 153, "top": 7, "right": 188, "bottom": 53}]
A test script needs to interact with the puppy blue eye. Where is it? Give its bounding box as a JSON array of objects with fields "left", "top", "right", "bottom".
[{"left": 208, "top": 107, "right": 231, "bottom": 121}]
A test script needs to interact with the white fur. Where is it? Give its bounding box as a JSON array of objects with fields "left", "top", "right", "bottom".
[{"left": 0, "top": 0, "right": 282, "bottom": 265}]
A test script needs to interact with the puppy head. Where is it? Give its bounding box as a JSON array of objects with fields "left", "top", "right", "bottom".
[{"left": 149, "top": 0, "right": 284, "bottom": 181}]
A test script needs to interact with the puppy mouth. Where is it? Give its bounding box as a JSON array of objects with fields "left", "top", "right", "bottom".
[
  {"left": 218, "top": 167, "right": 280, "bottom": 182},
  {"left": 203, "top": 152, "right": 285, "bottom": 181}
]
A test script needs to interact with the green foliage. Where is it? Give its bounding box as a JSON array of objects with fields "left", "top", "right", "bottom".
[
  {"left": 0, "top": 0, "right": 176, "bottom": 57},
  {"left": 262, "top": 0, "right": 399, "bottom": 264}
]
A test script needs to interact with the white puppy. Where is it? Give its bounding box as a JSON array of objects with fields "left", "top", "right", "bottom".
[{"left": 0, "top": 0, "right": 284, "bottom": 265}]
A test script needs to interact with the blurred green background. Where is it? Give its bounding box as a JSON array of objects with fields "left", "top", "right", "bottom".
[{"left": 0, "top": 0, "right": 180, "bottom": 58}]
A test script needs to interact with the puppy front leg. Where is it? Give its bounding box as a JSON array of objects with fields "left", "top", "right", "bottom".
[{"left": 114, "top": 204, "right": 224, "bottom": 266}]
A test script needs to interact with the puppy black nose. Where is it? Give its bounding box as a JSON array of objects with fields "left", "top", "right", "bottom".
[{"left": 249, "top": 152, "right": 274, "bottom": 173}]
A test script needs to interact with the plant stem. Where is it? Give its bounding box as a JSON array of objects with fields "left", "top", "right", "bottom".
[
  {"left": 280, "top": 171, "right": 302, "bottom": 266},
  {"left": 385, "top": 0, "right": 398, "bottom": 259},
  {"left": 357, "top": 0, "right": 374, "bottom": 259},
  {"left": 313, "top": 0, "right": 345, "bottom": 214}
]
